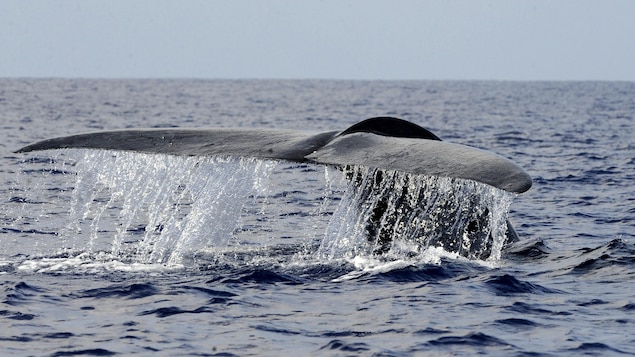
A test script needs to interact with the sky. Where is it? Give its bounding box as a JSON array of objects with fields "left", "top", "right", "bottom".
[{"left": 2, "top": 0, "right": 634, "bottom": 81}]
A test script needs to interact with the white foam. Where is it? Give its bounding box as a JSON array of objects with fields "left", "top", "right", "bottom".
[{"left": 15, "top": 252, "right": 185, "bottom": 274}]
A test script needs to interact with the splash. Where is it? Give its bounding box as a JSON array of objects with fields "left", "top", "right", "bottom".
[
  {"left": 63, "top": 150, "right": 275, "bottom": 265},
  {"left": 317, "top": 166, "right": 515, "bottom": 261},
  {"left": 7, "top": 149, "right": 515, "bottom": 272}
]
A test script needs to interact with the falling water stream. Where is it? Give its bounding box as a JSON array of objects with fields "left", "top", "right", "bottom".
[{"left": 9, "top": 149, "right": 514, "bottom": 273}]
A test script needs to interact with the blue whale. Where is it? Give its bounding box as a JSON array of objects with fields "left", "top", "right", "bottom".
[
  {"left": 16, "top": 117, "right": 531, "bottom": 194},
  {"left": 16, "top": 117, "right": 531, "bottom": 259}
]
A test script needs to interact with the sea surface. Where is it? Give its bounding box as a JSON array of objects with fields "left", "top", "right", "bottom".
[{"left": 1, "top": 79, "right": 634, "bottom": 356}]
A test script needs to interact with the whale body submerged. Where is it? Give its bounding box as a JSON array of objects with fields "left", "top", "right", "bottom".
[{"left": 16, "top": 117, "right": 531, "bottom": 259}]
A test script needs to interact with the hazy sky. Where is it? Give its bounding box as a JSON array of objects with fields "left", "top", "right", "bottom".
[{"left": 2, "top": 0, "right": 634, "bottom": 81}]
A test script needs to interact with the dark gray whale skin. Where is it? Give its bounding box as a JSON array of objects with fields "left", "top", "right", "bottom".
[{"left": 16, "top": 117, "right": 531, "bottom": 194}]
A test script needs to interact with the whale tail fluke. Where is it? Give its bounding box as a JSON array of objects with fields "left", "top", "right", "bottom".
[{"left": 15, "top": 117, "right": 531, "bottom": 193}]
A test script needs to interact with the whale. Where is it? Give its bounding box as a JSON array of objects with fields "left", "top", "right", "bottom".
[
  {"left": 16, "top": 117, "right": 531, "bottom": 259},
  {"left": 15, "top": 117, "right": 531, "bottom": 193}
]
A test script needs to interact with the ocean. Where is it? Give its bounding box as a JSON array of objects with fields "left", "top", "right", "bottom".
[{"left": 1, "top": 79, "right": 634, "bottom": 356}]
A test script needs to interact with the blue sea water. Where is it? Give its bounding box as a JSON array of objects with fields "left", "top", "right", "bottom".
[{"left": 1, "top": 79, "right": 634, "bottom": 356}]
